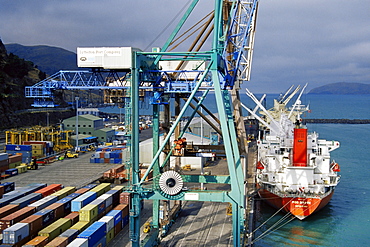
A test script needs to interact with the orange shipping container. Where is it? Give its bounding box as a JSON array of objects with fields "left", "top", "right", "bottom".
[
  {"left": 45, "top": 203, "right": 65, "bottom": 219},
  {"left": 120, "top": 192, "right": 131, "bottom": 205},
  {"left": 64, "top": 212, "right": 79, "bottom": 225},
  {"left": 20, "top": 214, "right": 43, "bottom": 236},
  {"left": 34, "top": 184, "right": 63, "bottom": 198},
  {"left": 24, "top": 235, "right": 49, "bottom": 247},
  {"left": 45, "top": 236, "right": 69, "bottom": 247},
  {"left": 0, "top": 206, "right": 36, "bottom": 231},
  {"left": 0, "top": 204, "right": 19, "bottom": 219},
  {"left": 74, "top": 188, "right": 90, "bottom": 194},
  {"left": 114, "top": 203, "right": 129, "bottom": 218}
]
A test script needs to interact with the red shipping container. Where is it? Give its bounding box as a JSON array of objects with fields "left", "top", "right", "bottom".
[
  {"left": 24, "top": 235, "right": 49, "bottom": 247},
  {"left": 114, "top": 220, "right": 122, "bottom": 236},
  {"left": 20, "top": 214, "right": 43, "bottom": 236},
  {"left": 0, "top": 206, "right": 36, "bottom": 231},
  {"left": 64, "top": 212, "right": 79, "bottom": 225},
  {"left": 114, "top": 204, "right": 129, "bottom": 218},
  {"left": 100, "top": 152, "right": 105, "bottom": 158},
  {"left": 0, "top": 204, "right": 19, "bottom": 219},
  {"left": 46, "top": 236, "right": 69, "bottom": 247},
  {"left": 0, "top": 160, "right": 9, "bottom": 174},
  {"left": 105, "top": 205, "right": 113, "bottom": 215},
  {"left": 120, "top": 192, "right": 131, "bottom": 205},
  {"left": 112, "top": 165, "right": 125, "bottom": 174},
  {"left": 34, "top": 184, "right": 63, "bottom": 197},
  {"left": 45, "top": 203, "right": 65, "bottom": 219},
  {"left": 23, "top": 141, "right": 47, "bottom": 148},
  {"left": 104, "top": 158, "right": 110, "bottom": 163},
  {"left": 8, "top": 154, "right": 22, "bottom": 163},
  {"left": 74, "top": 188, "right": 90, "bottom": 194}
]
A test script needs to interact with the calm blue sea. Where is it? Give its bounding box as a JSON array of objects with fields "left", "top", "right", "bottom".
[
  {"left": 101, "top": 93, "right": 370, "bottom": 246},
  {"left": 252, "top": 94, "right": 370, "bottom": 247}
]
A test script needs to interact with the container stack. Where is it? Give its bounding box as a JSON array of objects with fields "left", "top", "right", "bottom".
[
  {"left": 5, "top": 145, "right": 32, "bottom": 164},
  {"left": 90, "top": 146, "right": 125, "bottom": 164},
  {"left": 0, "top": 183, "right": 131, "bottom": 247},
  {"left": 0, "top": 153, "right": 9, "bottom": 174}
]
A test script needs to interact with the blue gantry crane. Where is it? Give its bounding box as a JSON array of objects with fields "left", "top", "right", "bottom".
[{"left": 25, "top": 0, "right": 259, "bottom": 246}]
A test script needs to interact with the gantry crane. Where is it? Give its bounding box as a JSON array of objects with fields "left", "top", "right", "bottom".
[{"left": 25, "top": 1, "right": 259, "bottom": 246}]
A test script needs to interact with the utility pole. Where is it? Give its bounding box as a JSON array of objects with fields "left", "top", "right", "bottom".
[{"left": 75, "top": 97, "right": 79, "bottom": 150}]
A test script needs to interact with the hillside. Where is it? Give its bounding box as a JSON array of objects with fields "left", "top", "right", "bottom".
[
  {"left": 308, "top": 82, "right": 370, "bottom": 94},
  {"left": 5, "top": 43, "right": 78, "bottom": 75},
  {"left": 0, "top": 39, "right": 74, "bottom": 129}
]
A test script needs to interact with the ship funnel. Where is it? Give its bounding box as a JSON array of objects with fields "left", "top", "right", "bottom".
[{"left": 293, "top": 128, "right": 307, "bottom": 167}]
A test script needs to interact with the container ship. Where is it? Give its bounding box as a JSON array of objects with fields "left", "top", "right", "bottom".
[{"left": 246, "top": 85, "right": 341, "bottom": 219}]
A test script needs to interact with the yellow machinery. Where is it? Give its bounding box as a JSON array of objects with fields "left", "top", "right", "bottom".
[
  {"left": 65, "top": 151, "right": 78, "bottom": 158},
  {"left": 5, "top": 127, "right": 73, "bottom": 152}
]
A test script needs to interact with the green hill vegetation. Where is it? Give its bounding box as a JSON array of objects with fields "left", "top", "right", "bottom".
[
  {"left": 0, "top": 39, "right": 74, "bottom": 129},
  {"left": 308, "top": 82, "right": 370, "bottom": 94},
  {"left": 4, "top": 43, "right": 78, "bottom": 75}
]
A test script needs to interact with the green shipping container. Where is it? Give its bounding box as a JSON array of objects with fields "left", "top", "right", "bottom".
[
  {"left": 38, "top": 218, "right": 72, "bottom": 241},
  {"left": 111, "top": 185, "right": 124, "bottom": 193},
  {"left": 79, "top": 204, "right": 98, "bottom": 222},
  {"left": 90, "top": 183, "right": 111, "bottom": 196},
  {"left": 106, "top": 228, "right": 115, "bottom": 244},
  {"left": 70, "top": 221, "right": 90, "bottom": 232},
  {"left": 51, "top": 186, "right": 76, "bottom": 200},
  {"left": 9, "top": 161, "right": 22, "bottom": 169},
  {"left": 16, "top": 165, "right": 28, "bottom": 173}
]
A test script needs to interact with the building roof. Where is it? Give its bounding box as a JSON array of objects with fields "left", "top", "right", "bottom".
[
  {"left": 95, "top": 127, "right": 115, "bottom": 133},
  {"left": 64, "top": 114, "right": 102, "bottom": 122}
]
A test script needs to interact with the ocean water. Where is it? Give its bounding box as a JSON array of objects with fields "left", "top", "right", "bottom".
[
  {"left": 252, "top": 94, "right": 370, "bottom": 247},
  {"left": 101, "top": 93, "right": 370, "bottom": 246}
]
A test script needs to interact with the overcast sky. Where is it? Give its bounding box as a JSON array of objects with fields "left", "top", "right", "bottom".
[{"left": 1, "top": 0, "right": 369, "bottom": 93}]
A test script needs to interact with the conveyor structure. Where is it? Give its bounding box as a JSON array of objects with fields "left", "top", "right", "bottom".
[{"left": 24, "top": 1, "right": 259, "bottom": 246}]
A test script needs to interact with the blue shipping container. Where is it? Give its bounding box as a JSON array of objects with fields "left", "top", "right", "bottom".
[
  {"left": 105, "top": 210, "right": 122, "bottom": 226},
  {"left": 92, "top": 236, "right": 106, "bottom": 247},
  {"left": 83, "top": 184, "right": 98, "bottom": 189},
  {"left": 56, "top": 196, "right": 75, "bottom": 213},
  {"left": 5, "top": 169, "right": 18, "bottom": 177},
  {"left": 122, "top": 215, "right": 129, "bottom": 228},
  {"left": 2, "top": 222, "right": 29, "bottom": 244},
  {"left": 10, "top": 193, "right": 42, "bottom": 208},
  {"left": 34, "top": 208, "right": 55, "bottom": 226},
  {"left": 5, "top": 144, "right": 32, "bottom": 151},
  {"left": 78, "top": 221, "right": 106, "bottom": 247},
  {"left": 71, "top": 191, "right": 97, "bottom": 212},
  {"left": 0, "top": 182, "right": 15, "bottom": 193},
  {"left": 89, "top": 199, "right": 106, "bottom": 215},
  {"left": 0, "top": 194, "right": 22, "bottom": 207}
]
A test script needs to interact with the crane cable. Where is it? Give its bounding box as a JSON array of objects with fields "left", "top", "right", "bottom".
[
  {"left": 144, "top": 0, "right": 192, "bottom": 51},
  {"left": 252, "top": 212, "right": 295, "bottom": 244},
  {"left": 168, "top": 11, "right": 214, "bottom": 51},
  {"left": 251, "top": 197, "right": 294, "bottom": 235}
]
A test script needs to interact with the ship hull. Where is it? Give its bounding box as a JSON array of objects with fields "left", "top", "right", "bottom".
[{"left": 258, "top": 188, "right": 334, "bottom": 220}]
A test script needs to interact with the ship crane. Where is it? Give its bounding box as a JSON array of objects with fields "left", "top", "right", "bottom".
[{"left": 25, "top": 1, "right": 259, "bottom": 246}]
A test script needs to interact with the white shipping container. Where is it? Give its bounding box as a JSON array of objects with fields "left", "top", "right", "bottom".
[
  {"left": 98, "top": 194, "right": 112, "bottom": 207},
  {"left": 169, "top": 156, "right": 207, "bottom": 170},
  {"left": 28, "top": 195, "right": 58, "bottom": 210},
  {"left": 98, "top": 215, "right": 114, "bottom": 232},
  {"left": 67, "top": 237, "right": 88, "bottom": 247},
  {"left": 3, "top": 222, "right": 29, "bottom": 244},
  {"left": 0, "top": 153, "right": 8, "bottom": 161},
  {"left": 77, "top": 47, "right": 141, "bottom": 69}
]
